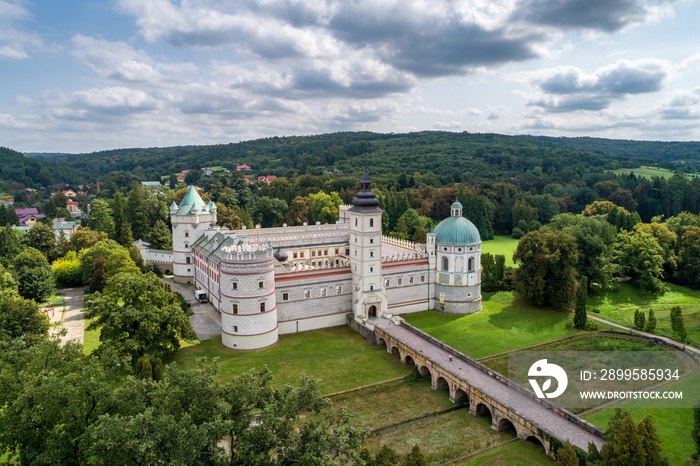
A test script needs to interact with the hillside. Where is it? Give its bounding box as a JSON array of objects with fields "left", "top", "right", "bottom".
[{"left": 0, "top": 146, "right": 83, "bottom": 189}]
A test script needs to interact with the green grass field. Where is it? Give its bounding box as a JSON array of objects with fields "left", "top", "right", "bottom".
[
  {"left": 455, "top": 440, "right": 553, "bottom": 465},
  {"left": 588, "top": 282, "right": 700, "bottom": 345},
  {"left": 403, "top": 291, "right": 581, "bottom": 359},
  {"left": 82, "top": 319, "right": 100, "bottom": 355},
  {"left": 172, "top": 326, "right": 411, "bottom": 394},
  {"left": 611, "top": 166, "right": 700, "bottom": 180},
  {"left": 481, "top": 235, "right": 519, "bottom": 266}
]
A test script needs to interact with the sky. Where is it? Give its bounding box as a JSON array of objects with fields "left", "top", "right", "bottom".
[{"left": 1, "top": 0, "right": 700, "bottom": 153}]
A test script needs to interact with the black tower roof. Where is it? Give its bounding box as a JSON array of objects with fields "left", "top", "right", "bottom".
[{"left": 349, "top": 171, "right": 383, "bottom": 213}]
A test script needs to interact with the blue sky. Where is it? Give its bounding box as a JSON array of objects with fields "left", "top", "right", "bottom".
[{"left": 2, "top": 0, "right": 700, "bottom": 153}]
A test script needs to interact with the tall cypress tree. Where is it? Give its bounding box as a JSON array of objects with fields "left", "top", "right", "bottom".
[
  {"left": 127, "top": 183, "right": 148, "bottom": 241},
  {"left": 112, "top": 192, "right": 133, "bottom": 247},
  {"left": 574, "top": 276, "right": 588, "bottom": 329}
]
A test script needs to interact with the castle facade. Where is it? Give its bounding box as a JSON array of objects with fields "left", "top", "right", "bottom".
[{"left": 167, "top": 173, "right": 482, "bottom": 350}]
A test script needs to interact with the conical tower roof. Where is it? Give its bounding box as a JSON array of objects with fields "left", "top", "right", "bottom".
[{"left": 176, "top": 186, "right": 208, "bottom": 215}]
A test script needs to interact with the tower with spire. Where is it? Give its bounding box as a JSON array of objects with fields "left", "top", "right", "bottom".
[
  {"left": 170, "top": 186, "right": 217, "bottom": 283},
  {"left": 348, "top": 171, "right": 388, "bottom": 319}
]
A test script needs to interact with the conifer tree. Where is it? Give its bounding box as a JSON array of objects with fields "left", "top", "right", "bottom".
[
  {"left": 634, "top": 309, "right": 646, "bottom": 330},
  {"left": 112, "top": 192, "right": 133, "bottom": 246},
  {"left": 555, "top": 441, "right": 578, "bottom": 466},
  {"left": 670, "top": 306, "right": 688, "bottom": 341},
  {"left": 601, "top": 409, "right": 644, "bottom": 465},
  {"left": 574, "top": 276, "right": 588, "bottom": 329},
  {"left": 402, "top": 445, "right": 429, "bottom": 466},
  {"left": 645, "top": 309, "right": 657, "bottom": 333},
  {"left": 637, "top": 415, "right": 669, "bottom": 466}
]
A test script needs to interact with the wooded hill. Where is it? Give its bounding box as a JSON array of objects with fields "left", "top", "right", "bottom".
[{"left": 30, "top": 131, "right": 688, "bottom": 184}]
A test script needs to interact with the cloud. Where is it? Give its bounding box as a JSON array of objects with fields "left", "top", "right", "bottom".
[
  {"left": 434, "top": 121, "right": 462, "bottom": 130},
  {"left": 0, "top": 0, "right": 41, "bottom": 60},
  {"left": 513, "top": 0, "right": 649, "bottom": 33},
  {"left": 525, "top": 59, "right": 669, "bottom": 112}
]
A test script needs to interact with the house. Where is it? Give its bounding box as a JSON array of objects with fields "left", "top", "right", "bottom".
[
  {"left": 256, "top": 175, "right": 277, "bottom": 185},
  {"left": 141, "top": 181, "right": 161, "bottom": 187},
  {"left": 52, "top": 218, "right": 78, "bottom": 239},
  {"left": 62, "top": 189, "right": 77, "bottom": 197},
  {"left": 15, "top": 208, "right": 45, "bottom": 226},
  {"left": 66, "top": 200, "right": 80, "bottom": 212},
  {"left": 203, "top": 169, "right": 214, "bottom": 176},
  {"left": 236, "top": 164, "right": 251, "bottom": 171},
  {"left": 0, "top": 196, "right": 14, "bottom": 206}
]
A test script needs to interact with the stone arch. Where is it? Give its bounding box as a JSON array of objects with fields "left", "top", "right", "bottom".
[
  {"left": 418, "top": 365, "right": 431, "bottom": 378},
  {"left": 526, "top": 436, "right": 545, "bottom": 452},
  {"left": 442, "top": 256, "right": 449, "bottom": 271},
  {"left": 404, "top": 355, "right": 415, "bottom": 366},
  {"left": 475, "top": 403, "right": 492, "bottom": 418},
  {"left": 497, "top": 418, "right": 517, "bottom": 435},
  {"left": 391, "top": 346, "right": 400, "bottom": 358},
  {"left": 368, "top": 305, "right": 377, "bottom": 318},
  {"left": 453, "top": 388, "right": 469, "bottom": 405},
  {"left": 468, "top": 257, "right": 474, "bottom": 271},
  {"left": 377, "top": 338, "right": 387, "bottom": 348},
  {"left": 435, "top": 376, "right": 449, "bottom": 391}
]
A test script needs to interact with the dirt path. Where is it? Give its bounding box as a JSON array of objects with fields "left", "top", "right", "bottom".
[{"left": 49, "top": 287, "right": 86, "bottom": 345}]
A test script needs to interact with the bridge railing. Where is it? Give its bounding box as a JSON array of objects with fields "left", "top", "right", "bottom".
[{"left": 393, "top": 321, "right": 605, "bottom": 440}]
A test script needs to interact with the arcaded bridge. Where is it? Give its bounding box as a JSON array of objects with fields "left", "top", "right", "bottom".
[{"left": 362, "top": 318, "right": 605, "bottom": 457}]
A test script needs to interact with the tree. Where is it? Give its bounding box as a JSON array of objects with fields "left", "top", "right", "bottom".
[
  {"left": 28, "top": 221, "right": 57, "bottom": 261},
  {"left": 52, "top": 250, "right": 83, "bottom": 286},
  {"left": 693, "top": 400, "right": 700, "bottom": 460},
  {"left": 0, "top": 294, "right": 49, "bottom": 341},
  {"left": 374, "top": 445, "right": 402, "bottom": 466},
  {"left": 127, "top": 183, "right": 148, "bottom": 241},
  {"left": 80, "top": 240, "right": 132, "bottom": 286},
  {"left": 634, "top": 222, "right": 677, "bottom": 275},
  {"left": 13, "top": 248, "right": 54, "bottom": 302},
  {"left": 574, "top": 276, "right": 587, "bottom": 329},
  {"left": 637, "top": 415, "right": 670, "bottom": 466},
  {"left": 84, "top": 271, "right": 195, "bottom": 360},
  {"left": 308, "top": 191, "right": 343, "bottom": 224},
  {"left": 111, "top": 192, "right": 133, "bottom": 247},
  {"left": 253, "top": 196, "right": 288, "bottom": 228},
  {"left": 676, "top": 227, "right": 700, "bottom": 289},
  {"left": 215, "top": 202, "right": 242, "bottom": 230},
  {"left": 670, "top": 306, "right": 688, "bottom": 342},
  {"left": 513, "top": 231, "right": 579, "bottom": 309},
  {"left": 147, "top": 219, "right": 172, "bottom": 250},
  {"left": 402, "top": 445, "right": 429, "bottom": 466},
  {"left": 0, "top": 224, "right": 22, "bottom": 267},
  {"left": 555, "top": 440, "right": 579, "bottom": 466},
  {"left": 68, "top": 227, "right": 108, "bottom": 252},
  {"left": 601, "top": 409, "right": 644, "bottom": 465},
  {"left": 645, "top": 309, "right": 657, "bottom": 333},
  {"left": 88, "top": 198, "right": 115, "bottom": 237},
  {"left": 634, "top": 309, "right": 646, "bottom": 330},
  {"left": 615, "top": 230, "right": 665, "bottom": 295}
]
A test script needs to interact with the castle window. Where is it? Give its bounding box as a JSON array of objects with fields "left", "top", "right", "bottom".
[
  {"left": 260, "top": 303, "right": 265, "bottom": 312},
  {"left": 385, "top": 279, "right": 389, "bottom": 287},
  {"left": 259, "top": 281, "right": 264, "bottom": 289},
  {"left": 300, "top": 252, "right": 304, "bottom": 258},
  {"left": 304, "top": 290, "right": 310, "bottom": 298},
  {"left": 354, "top": 238, "right": 357, "bottom": 243},
  {"left": 354, "top": 250, "right": 357, "bottom": 256},
  {"left": 398, "top": 278, "right": 403, "bottom": 285},
  {"left": 185, "top": 242, "right": 189, "bottom": 248},
  {"left": 468, "top": 258, "right": 474, "bottom": 271},
  {"left": 320, "top": 288, "right": 326, "bottom": 297},
  {"left": 345, "top": 248, "right": 350, "bottom": 255},
  {"left": 409, "top": 276, "right": 414, "bottom": 284},
  {"left": 355, "top": 218, "right": 358, "bottom": 226},
  {"left": 282, "top": 293, "right": 289, "bottom": 301},
  {"left": 232, "top": 282, "right": 238, "bottom": 290},
  {"left": 324, "top": 250, "right": 328, "bottom": 256},
  {"left": 233, "top": 325, "right": 238, "bottom": 332},
  {"left": 293, "top": 252, "right": 298, "bottom": 259},
  {"left": 370, "top": 251, "right": 374, "bottom": 257},
  {"left": 370, "top": 267, "right": 373, "bottom": 272},
  {"left": 458, "top": 248, "right": 462, "bottom": 252},
  {"left": 370, "top": 218, "right": 374, "bottom": 227},
  {"left": 233, "top": 304, "right": 238, "bottom": 314},
  {"left": 312, "top": 251, "right": 316, "bottom": 257},
  {"left": 370, "top": 285, "right": 374, "bottom": 290},
  {"left": 185, "top": 232, "right": 189, "bottom": 238},
  {"left": 186, "top": 257, "right": 191, "bottom": 264},
  {"left": 336, "top": 286, "right": 342, "bottom": 294},
  {"left": 421, "top": 275, "right": 426, "bottom": 283},
  {"left": 370, "top": 238, "right": 374, "bottom": 244},
  {"left": 335, "top": 248, "right": 339, "bottom": 254},
  {"left": 442, "top": 257, "right": 449, "bottom": 271}
]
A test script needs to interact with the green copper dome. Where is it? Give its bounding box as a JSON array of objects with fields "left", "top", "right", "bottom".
[{"left": 434, "top": 216, "right": 481, "bottom": 245}]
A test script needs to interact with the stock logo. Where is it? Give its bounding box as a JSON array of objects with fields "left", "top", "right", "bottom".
[{"left": 528, "top": 359, "right": 568, "bottom": 399}]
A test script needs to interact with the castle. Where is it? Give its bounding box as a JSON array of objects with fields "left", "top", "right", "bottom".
[{"left": 163, "top": 172, "right": 482, "bottom": 350}]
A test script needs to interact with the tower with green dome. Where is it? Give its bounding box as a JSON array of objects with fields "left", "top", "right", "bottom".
[{"left": 428, "top": 201, "right": 482, "bottom": 314}]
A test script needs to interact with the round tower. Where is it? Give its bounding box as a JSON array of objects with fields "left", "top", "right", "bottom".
[
  {"left": 433, "top": 201, "right": 482, "bottom": 314},
  {"left": 219, "top": 242, "right": 278, "bottom": 350},
  {"left": 170, "top": 186, "right": 216, "bottom": 284}
]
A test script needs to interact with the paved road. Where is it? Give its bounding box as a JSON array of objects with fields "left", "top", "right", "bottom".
[
  {"left": 377, "top": 321, "right": 604, "bottom": 451},
  {"left": 49, "top": 287, "right": 86, "bottom": 345},
  {"left": 164, "top": 278, "right": 221, "bottom": 340},
  {"left": 589, "top": 314, "right": 700, "bottom": 355}
]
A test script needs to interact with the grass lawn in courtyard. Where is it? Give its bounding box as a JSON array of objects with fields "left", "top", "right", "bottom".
[
  {"left": 172, "top": 325, "right": 411, "bottom": 394},
  {"left": 480, "top": 235, "right": 519, "bottom": 267},
  {"left": 454, "top": 440, "right": 553, "bottom": 465},
  {"left": 588, "top": 282, "right": 700, "bottom": 346},
  {"left": 403, "top": 291, "right": 581, "bottom": 359},
  {"left": 82, "top": 319, "right": 100, "bottom": 355}
]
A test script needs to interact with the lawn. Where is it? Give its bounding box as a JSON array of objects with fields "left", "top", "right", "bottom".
[
  {"left": 588, "top": 282, "right": 700, "bottom": 346},
  {"left": 481, "top": 235, "right": 519, "bottom": 266},
  {"left": 454, "top": 440, "right": 553, "bottom": 465},
  {"left": 82, "top": 319, "right": 100, "bottom": 355},
  {"left": 172, "top": 326, "right": 411, "bottom": 394},
  {"left": 403, "top": 291, "right": 581, "bottom": 359},
  {"left": 611, "top": 166, "right": 700, "bottom": 180}
]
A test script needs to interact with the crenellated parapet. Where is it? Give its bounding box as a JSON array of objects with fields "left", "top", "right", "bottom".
[{"left": 220, "top": 243, "right": 274, "bottom": 263}]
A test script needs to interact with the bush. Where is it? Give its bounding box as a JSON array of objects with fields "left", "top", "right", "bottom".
[{"left": 565, "top": 319, "right": 574, "bottom": 330}]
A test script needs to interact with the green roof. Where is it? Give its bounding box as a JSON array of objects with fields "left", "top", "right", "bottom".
[
  {"left": 176, "top": 186, "right": 208, "bottom": 215},
  {"left": 434, "top": 216, "right": 481, "bottom": 245}
]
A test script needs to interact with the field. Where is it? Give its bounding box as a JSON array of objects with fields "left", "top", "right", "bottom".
[
  {"left": 403, "top": 291, "right": 581, "bottom": 358},
  {"left": 611, "top": 166, "right": 700, "bottom": 180},
  {"left": 454, "top": 440, "right": 553, "bottom": 465},
  {"left": 172, "top": 326, "right": 411, "bottom": 394},
  {"left": 481, "top": 235, "right": 519, "bottom": 266},
  {"left": 588, "top": 282, "right": 700, "bottom": 345}
]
